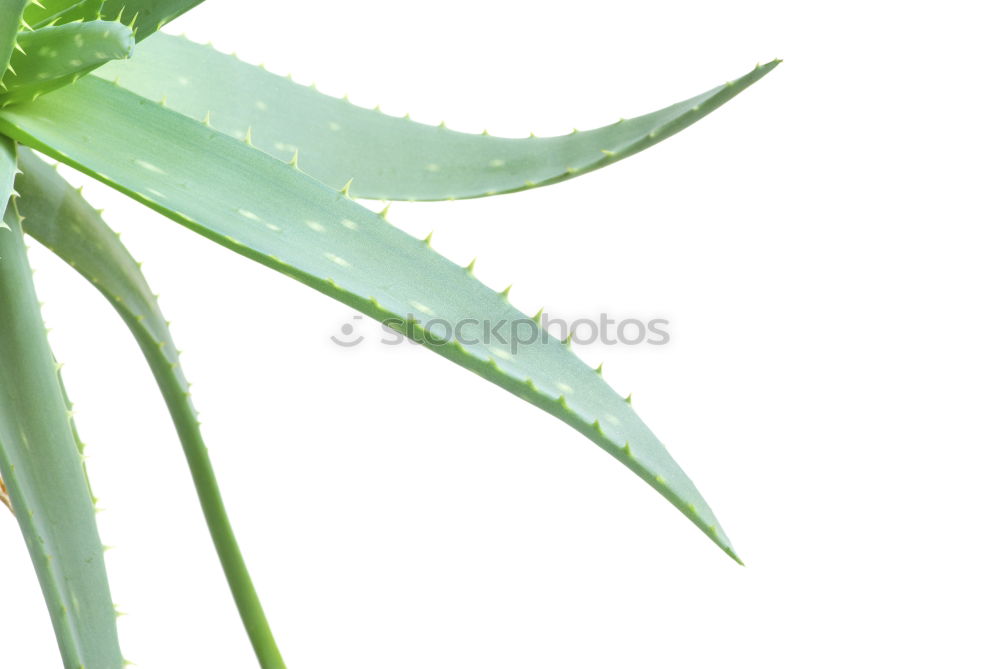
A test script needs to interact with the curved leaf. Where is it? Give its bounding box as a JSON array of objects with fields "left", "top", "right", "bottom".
[
  {"left": 16, "top": 150, "right": 287, "bottom": 669},
  {"left": 97, "top": 32, "right": 779, "bottom": 201},
  {"left": 0, "top": 78, "right": 740, "bottom": 561},
  {"left": 0, "top": 139, "right": 123, "bottom": 668},
  {"left": 1, "top": 20, "right": 135, "bottom": 107}
]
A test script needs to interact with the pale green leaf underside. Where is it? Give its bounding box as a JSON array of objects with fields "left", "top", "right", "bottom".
[
  {"left": 1, "top": 20, "right": 134, "bottom": 106},
  {"left": 97, "top": 33, "right": 779, "bottom": 201},
  {"left": 15, "top": 149, "right": 287, "bottom": 667},
  {"left": 0, "top": 141, "right": 122, "bottom": 668},
  {"left": 0, "top": 78, "right": 738, "bottom": 560}
]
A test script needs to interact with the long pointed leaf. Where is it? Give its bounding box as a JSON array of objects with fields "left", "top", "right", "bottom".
[
  {"left": 16, "top": 150, "right": 287, "bottom": 669},
  {"left": 98, "top": 33, "right": 779, "bottom": 201},
  {"left": 0, "top": 77, "right": 740, "bottom": 561},
  {"left": 0, "top": 115, "right": 13, "bottom": 518},
  {"left": 0, "top": 139, "right": 123, "bottom": 668}
]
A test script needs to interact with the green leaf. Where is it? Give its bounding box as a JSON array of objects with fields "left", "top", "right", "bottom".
[
  {"left": 23, "top": 0, "right": 90, "bottom": 28},
  {"left": 0, "top": 1, "right": 30, "bottom": 79},
  {"left": 22, "top": 0, "right": 102, "bottom": 28},
  {"left": 0, "top": 128, "right": 13, "bottom": 203},
  {"left": 1, "top": 20, "right": 135, "bottom": 107},
  {"left": 0, "top": 78, "right": 740, "bottom": 561},
  {"left": 100, "top": 0, "right": 205, "bottom": 41},
  {"left": 16, "top": 150, "right": 288, "bottom": 669},
  {"left": 0, "top": 139, "right": 123, "bottom": 668},
  {"left": 26, "top": 0, "right": 202, "bottom": 39},
  {"left": 96, "top": 32, "right": 779, "bottom": 201}
]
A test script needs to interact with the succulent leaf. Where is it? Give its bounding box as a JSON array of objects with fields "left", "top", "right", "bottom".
[
  {"left": 15, "top": 150, "right": 288, "bottom": 669},
  {"left": 27, "top": 0, "right": 202, "bottom": 37},
  {"left": 0, "top": 139, "right": 123, "bottom": 668},
  {"left": 0, "top": 1, "right": 31, "bottom": 81},
  {"left": 1, "top": 20, "right": 135, "bottom": 107},
  {"left": 24, "top": 0, "right": 89, "bottom": 28},
  {"left": 23, "top": 0, "right": 102, "bottom": 28},
  {"left": 0, "top": 78, "right": 740, "bottom": 560},
  {"left": 99, "top": 0, "right": 205, "bottom": 41},
  {"left": 0, "top": 132, "right": 12, "bottom": 202},
  {"left": 96, "top": 33, "right": 779, "bottom": 201}
]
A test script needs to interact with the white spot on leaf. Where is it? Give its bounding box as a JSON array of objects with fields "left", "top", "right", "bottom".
[
  {"left": 135, "top": 160, "right": 165, "bottom": 174},
  {"left": 489, "top": 346, "right": 513, "bottom": 361},
  {"left": 323, "top": 252, "right": 351, "bottom": 267},
  {"left": 409, "top": 301, "right": 435, "bottom": 316}
]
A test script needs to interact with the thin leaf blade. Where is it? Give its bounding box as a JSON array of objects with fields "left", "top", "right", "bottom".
[
  {"left": 16, "top": 150, "right": 288, "bottom": 669},
  {"left": 0, "top": 78, "right": 740, "bottom": 560},
  {"left": 0, "top": 138, "right": 123, "bottom": 668},
  {"left": 96, "top": 33, "right": 779, "bottom": 201}
]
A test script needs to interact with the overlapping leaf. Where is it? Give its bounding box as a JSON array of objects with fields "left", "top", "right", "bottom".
[
  {"left": 1, "top": 20, "right": 134, "bottom": 106},
  {"left": 0, "top": 78, "right": 740, "bottom": 560},
  {"left": 96, "top": 32, "right": 779, "bottom": 201},
  {"left": 16, "top": 150, "right": 286, "bottom": 668}
]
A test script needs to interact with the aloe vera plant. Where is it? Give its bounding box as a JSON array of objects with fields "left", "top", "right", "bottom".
[{"left": 0, "top": 2, "right": 778, "bottom": 666}]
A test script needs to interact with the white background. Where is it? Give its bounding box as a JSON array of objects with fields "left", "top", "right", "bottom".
[{"left": 2, "top": 0, "right": 998, "bottom": 666}]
